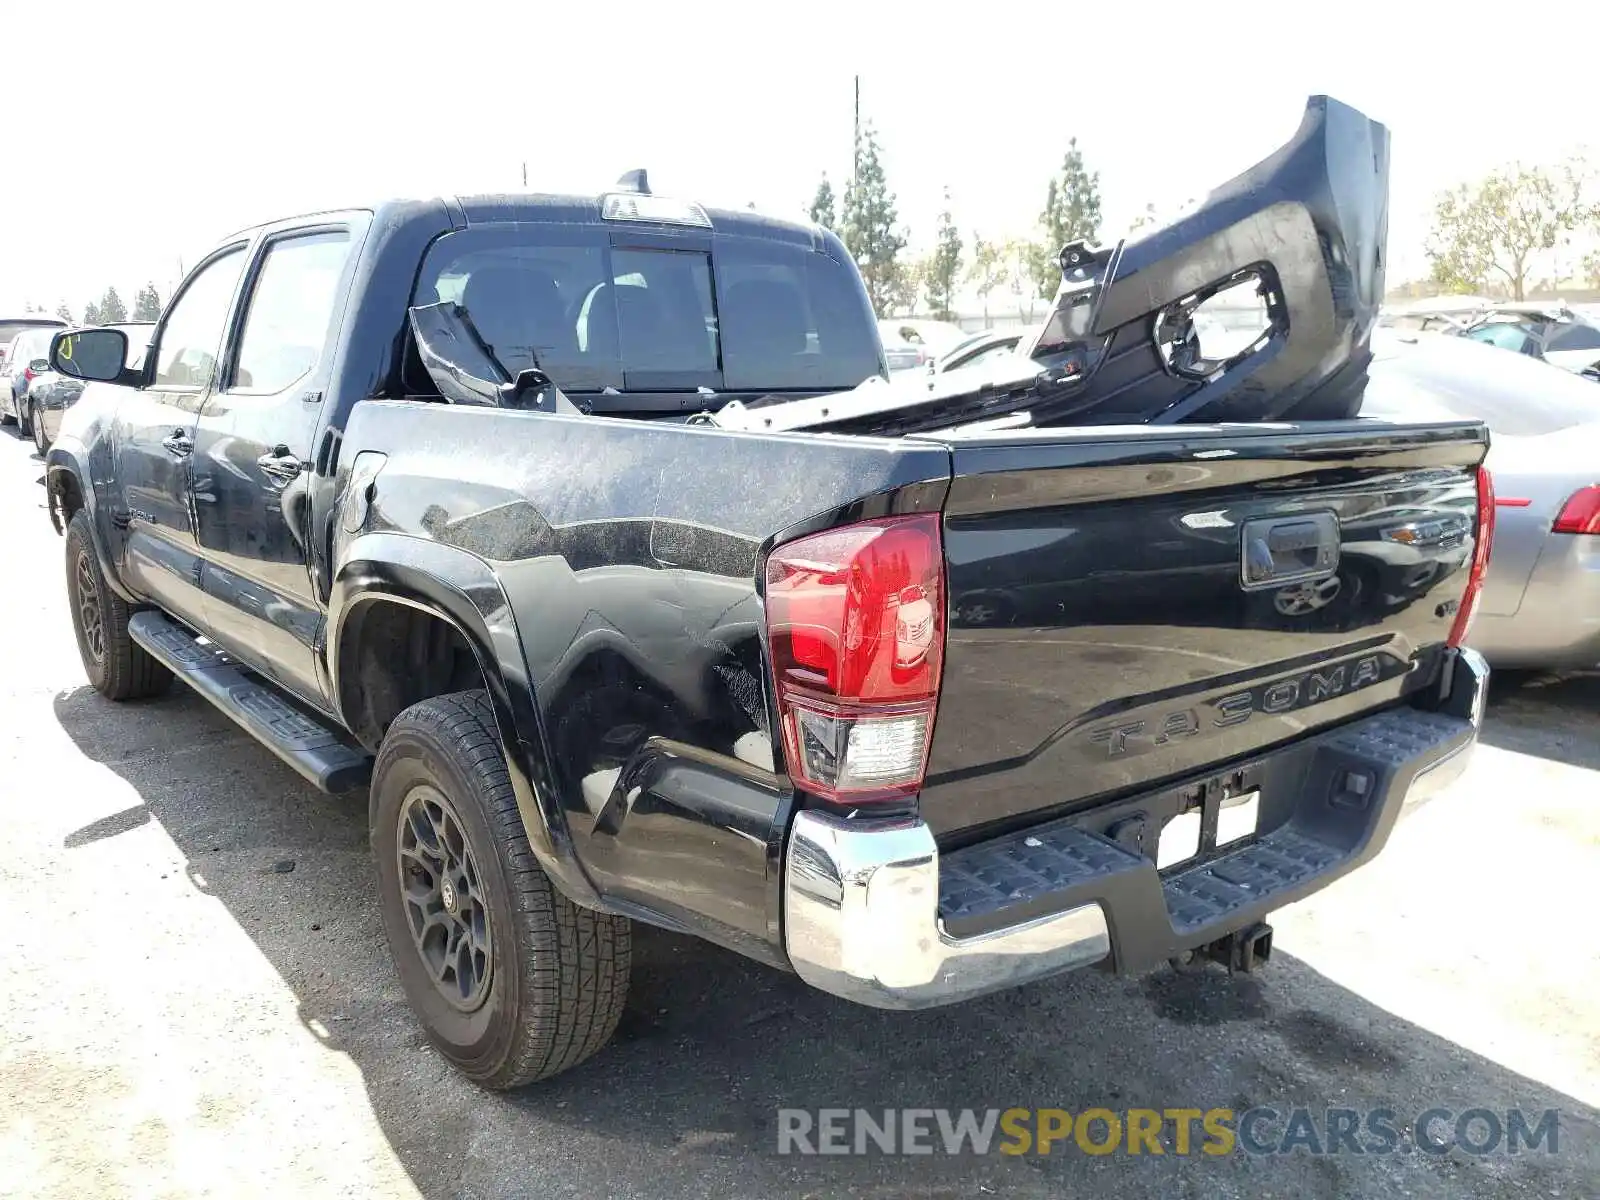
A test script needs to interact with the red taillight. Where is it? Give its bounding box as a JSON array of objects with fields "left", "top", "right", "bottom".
[
  {"left": 21, "top": 367, "right": 34, "bottom": 385},
  {"left": 764, "top": 513, "right": 945, "bottom": 804},
  {"left": 1553, "top": 485, "right": 1600, "bottom": 535},
  {"left": 1448, "top": 465, "right": 1495, "bottom": 648}
]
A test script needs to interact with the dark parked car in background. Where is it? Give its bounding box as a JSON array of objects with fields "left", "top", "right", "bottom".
[{"left": 28, "top": 321, "right": 153, "bottom": 452}]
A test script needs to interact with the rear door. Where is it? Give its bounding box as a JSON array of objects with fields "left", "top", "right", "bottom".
[
  {"left": 918, "top": 419, "right": 1487, "bottom": 843},
  {"left": 191, "top": 222, "right": 359, "bottom": 706},
  {"left": 115, "top": 245, "right": 249, "bottom": 626}
]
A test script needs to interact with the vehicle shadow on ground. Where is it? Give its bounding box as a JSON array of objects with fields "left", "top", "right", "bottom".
[
  {"left": 53, "top": 685, "right": 1600, "bottom": 1200},
  {"left": 1481, "top": 670, "right": 1600, "bottom": 771}
]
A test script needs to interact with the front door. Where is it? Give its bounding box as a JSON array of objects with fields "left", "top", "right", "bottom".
[
  {"left": 116, "top": 245, "right": 248, "bottom": 627},
  {"left": 192, "top": 227, "right": 355, "bottom": 707}
]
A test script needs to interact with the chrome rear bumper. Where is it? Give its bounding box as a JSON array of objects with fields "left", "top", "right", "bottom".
[{"left": 782, "top": 648, "right": 1488, "bottom": 1010}]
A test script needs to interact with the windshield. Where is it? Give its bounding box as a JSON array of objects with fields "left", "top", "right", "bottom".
[
  {"left": 413, "top": 225, "right": 883, "bottom": 407},
  {"left": 1366, "top": 333, "right": 1600, "bottom": 437}
]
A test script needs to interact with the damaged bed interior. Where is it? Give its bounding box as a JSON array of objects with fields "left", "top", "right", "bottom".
[{"left": 405, "top": 95, "right": 1391, "bottom": 437}]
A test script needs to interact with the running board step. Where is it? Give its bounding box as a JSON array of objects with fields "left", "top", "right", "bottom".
[{"left": 128, "top": 611, "right": 371, "bottom": 793}]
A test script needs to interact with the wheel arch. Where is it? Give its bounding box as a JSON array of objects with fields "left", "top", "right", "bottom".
[
  {"left": 329, "top": 533, "right": 602, "bottom": 909},
  {"left": 45, "top": 446, "right": 141, "bottom": 603}
]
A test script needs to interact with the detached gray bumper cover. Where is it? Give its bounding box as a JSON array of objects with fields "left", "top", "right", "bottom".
[{"left": 782, "top": 648, "right": 1487, "bottom": 1010}]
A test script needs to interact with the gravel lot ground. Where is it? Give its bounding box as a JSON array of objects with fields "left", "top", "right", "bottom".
[{"left": 1, "top": 427, "right": 1596, "bottom": 1199}]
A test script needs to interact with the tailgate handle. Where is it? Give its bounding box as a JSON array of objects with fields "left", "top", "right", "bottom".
[{"left": 1239, "top": 512, "right": 1340, "bottom": 590}]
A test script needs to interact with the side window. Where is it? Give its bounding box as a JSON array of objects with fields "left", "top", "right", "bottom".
[
  {"left": 232, "top": 231, "right": 353, "bottom": 393},
  {"left": 153, "top": 249, "right": 247, "bottom": 388},
  {"left": 1546, "top": 322, "right": 1600, "bottom": 352}
]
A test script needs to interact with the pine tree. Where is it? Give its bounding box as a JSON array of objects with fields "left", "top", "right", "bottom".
[
  {"left": 100, "top": 287, "right": 129, "bottom": 323},
  {"left": 1029, "top": 138, "right": 1103, "bottom": 297},
  {"left": 925, "top": 189, "right": 963, "bottom": 322},
  {"left": 808, "top": 174, "right": 837, "bottom": 232},
  {"left": 83, "top": 301, "right": 103, "bottom": 325},
  {"left": 841, "top": 123, "right": 907, "bottom": 317},
  {"left": 132, "top": 283, "right": 163, "bottom": 321},
  {"left": 55, "top": 303, "right": 74, "bottom": 322}
]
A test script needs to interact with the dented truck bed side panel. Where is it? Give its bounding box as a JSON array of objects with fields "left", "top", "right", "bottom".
[{"left": 330, "top": 397, "right": 951, "bottom": 958}]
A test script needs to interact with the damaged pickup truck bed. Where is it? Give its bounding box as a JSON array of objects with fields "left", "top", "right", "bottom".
[{"left": 45, "top": 95, "right": 1491, "bottom": 1088}]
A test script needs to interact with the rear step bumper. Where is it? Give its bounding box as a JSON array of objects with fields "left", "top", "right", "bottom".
[{"left": 782, "top": 647, "right": 1487, "bottom": 1010}]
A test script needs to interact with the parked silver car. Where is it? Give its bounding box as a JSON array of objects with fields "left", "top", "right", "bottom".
[
  {"left": 1, "top": 324, "right": 65, "bottom": 436},
  {"left": 1364, "top": 329, "right": 1600, "bottom": 669}
]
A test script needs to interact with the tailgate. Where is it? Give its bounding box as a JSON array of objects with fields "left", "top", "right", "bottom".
[{"left": 918, "top": 419, "right": 1488, "bottom": 843}]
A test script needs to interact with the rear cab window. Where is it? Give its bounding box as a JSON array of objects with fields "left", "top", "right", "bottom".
[{"left": 410, "top": 219, "right": 884, "bottom": 412}]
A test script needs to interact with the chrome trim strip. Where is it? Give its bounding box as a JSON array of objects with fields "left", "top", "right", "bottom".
[{"left": 1407, "top": 646, "right": 1488, "bottom": 808}]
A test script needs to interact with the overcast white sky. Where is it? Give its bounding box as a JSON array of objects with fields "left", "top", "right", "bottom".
[{"left": 5, "top": 0, "right": 1598, "bottom": 315}]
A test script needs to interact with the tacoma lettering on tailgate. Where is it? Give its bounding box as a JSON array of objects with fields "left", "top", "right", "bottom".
[{"left": 1087, "top": 654, "right": 1397, "bottom": 759}]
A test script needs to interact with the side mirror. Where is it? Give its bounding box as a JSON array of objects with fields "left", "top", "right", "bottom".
[
  {"left": 51, "top": 328, "right": 130, "bottom": 383},
  {"left": 28, "top": 359, "right": 49, "bottom": 374}
]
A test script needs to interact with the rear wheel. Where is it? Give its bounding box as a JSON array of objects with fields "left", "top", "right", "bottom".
[
  {"left": 16, "top": 397, "right": 31, "bottom": 438},
  {"left": 371, "top": 690, "right": 631, "bottom": 1088},
  {"left": 30, "top": 401, "right": 49, "bottom": 454},
  {"left": 64, "top": 511, "right": 171, "bottom": 700}
]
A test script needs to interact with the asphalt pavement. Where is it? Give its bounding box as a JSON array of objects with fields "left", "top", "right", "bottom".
[{"left": 1, "top": 425, "right": 1596, "bottom": 1199}]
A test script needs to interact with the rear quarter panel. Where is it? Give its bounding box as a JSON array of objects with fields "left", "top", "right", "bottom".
[{"left": 332, "top": 399, "right": 949, "bottom": 951}]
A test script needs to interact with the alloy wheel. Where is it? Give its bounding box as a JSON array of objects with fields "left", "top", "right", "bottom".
[
  {"left": 1272, "top": 575, "right": 1343, "bottom": 617},
  {"left": 395, "top": 783, "right": 494, "bottom": 1012},
  {"left": 74, "top": 553, "right": 105, "bottom": 663}
]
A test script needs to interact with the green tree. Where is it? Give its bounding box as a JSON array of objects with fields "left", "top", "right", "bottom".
[
  {"left": 99, "top": 287, "right": 129, "bottom": 323},
  {"left": 132, "top": 283, "right": 163, "bottom": 322},
  {"left": 1005, "top": 238, "right": 1044, "bottom": 323},
  {"left": 1426, "top": 160, "right": 1593, "bottom": 300},
  {"left": 83, "top": 301, "right": 103, "bottom": 325},
  {"left": 888, "top": 257, "right": 927, "bottom": 316},
  {"left": 1030, "top": 138, "right": 1103, "bottom": 297},
  {"left": 55, "top": 302, "right": 74, "bottom": 322},
  {"left": 842, "top": 122, "right": 907, "bottom": 316},
  {"left": 808, "top": 174, "right": 837, "bottom": 232},
  {"left": 924, "top": 189, "right": 963, "bottom": 322},
  {"left": 967, "top": 236, "right": 1007, "bottom": 324}
]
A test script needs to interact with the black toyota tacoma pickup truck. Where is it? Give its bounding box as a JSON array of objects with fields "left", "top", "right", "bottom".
[{"left": 45, "top": 96, "right": 1491, "bottom": 1088}]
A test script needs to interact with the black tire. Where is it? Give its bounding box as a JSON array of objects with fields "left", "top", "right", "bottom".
[
  {"left": 32, "top": 404, "right": 49, "bottom": 454},
  {"left": 64, "top": 510, "right": 172, "bottom": 701},
  {"left": 371, "top": 690, "right": 631, "bottom": 1088},
  {"left": 16, "top": 397, "right": 31, "bottom": 438}
]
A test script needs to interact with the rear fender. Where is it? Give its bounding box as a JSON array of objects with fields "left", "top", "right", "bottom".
[{"left": 329, "top": 532, "right": 603, "bottom": 909}]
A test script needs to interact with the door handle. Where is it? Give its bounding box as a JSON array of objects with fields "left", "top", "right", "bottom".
[
  {"left": 256, "top": 446, "right": 304, "bottom": 485},
  {"left": 161, "top": 429, "right": 194, "bottom": 457}
]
